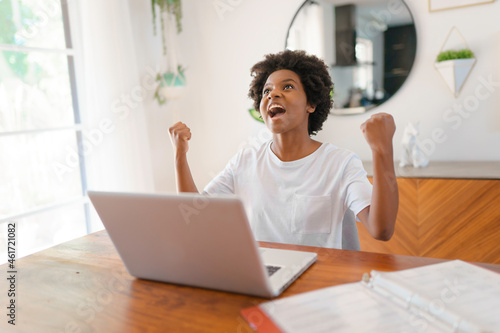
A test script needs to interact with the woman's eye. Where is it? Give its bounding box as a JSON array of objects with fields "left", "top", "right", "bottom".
[
  {"left": 263, "top": 88, "right": 270, "bottom": 94},
  {"left": 284, "top": 84, "right": 293, "bottom": 90}
]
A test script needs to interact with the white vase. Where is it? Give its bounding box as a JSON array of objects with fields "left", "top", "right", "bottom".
[{"left": 434, "top": 58, "right": 476, "bottom": 97}]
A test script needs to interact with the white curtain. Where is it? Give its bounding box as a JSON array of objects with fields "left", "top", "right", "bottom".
[{"left": 73, "top": 0, "right": 154, "bottom": 194}]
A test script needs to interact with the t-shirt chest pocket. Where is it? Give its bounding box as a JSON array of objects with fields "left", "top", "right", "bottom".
[{"left": 292, "top": 194, "right": 332, "bottom": 234}]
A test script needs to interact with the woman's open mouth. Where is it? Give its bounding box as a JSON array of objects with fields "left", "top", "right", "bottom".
[{"left": 268, "top": 104, "right": 286, "bottom": 119}]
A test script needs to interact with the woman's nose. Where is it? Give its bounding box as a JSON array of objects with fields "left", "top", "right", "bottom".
[{"left": 268, "top": 88, "right": 280, "bottom": 99}]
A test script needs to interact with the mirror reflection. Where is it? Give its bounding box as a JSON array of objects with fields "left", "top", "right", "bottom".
[{"left": 286, "top": 0, "right": 416, "bottom": 115}]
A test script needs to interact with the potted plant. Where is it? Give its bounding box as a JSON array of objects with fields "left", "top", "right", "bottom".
[
  {"left": 434, "top": 48, "right": 475, "bottom": 97},
  {"left": 154, "top": 65, "right": 186, "bottom": 105}
]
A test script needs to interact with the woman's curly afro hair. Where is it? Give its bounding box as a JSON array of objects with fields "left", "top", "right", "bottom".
[{"left": 248, "top": 50, "right": 333, "bottom": 136}]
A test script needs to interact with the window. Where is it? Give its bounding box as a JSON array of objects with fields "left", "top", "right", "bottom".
[
  {"left": 0, "top": 0, "right": 88, "bottom": 262},
  {"left": 287, "top": 2, "right": 326, "bottom": 60},
  {"left": 355, "top": 37, "right": 375, "bottom": 100}
]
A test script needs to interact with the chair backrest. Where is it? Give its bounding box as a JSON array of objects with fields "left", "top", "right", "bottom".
[{"left": 341, "top": 209, "right": 361, "bottom": 251}]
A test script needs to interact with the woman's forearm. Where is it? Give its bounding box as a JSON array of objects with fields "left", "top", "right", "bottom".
[
  {"left": 174, "top": 153, "right": 198, "bottom": 193},
  {"left": 169, "top": 122, "right": 198, "bottom": 193},
  {"left": 368, "top": 149, "right": 399, "bottom": 240}
]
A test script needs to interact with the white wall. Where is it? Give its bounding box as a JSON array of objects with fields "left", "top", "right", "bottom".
[{"left": 129, "top": 0, "right": 500, "bottom": 193}]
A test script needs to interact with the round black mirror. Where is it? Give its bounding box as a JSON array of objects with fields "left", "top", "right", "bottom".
[{"left": 286, "top": 0, "right": 417, "bottom": 115}]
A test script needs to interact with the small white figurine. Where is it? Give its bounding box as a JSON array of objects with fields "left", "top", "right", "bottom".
[{"left": 399, "top": 122, "right": 429, "bottom": 168}]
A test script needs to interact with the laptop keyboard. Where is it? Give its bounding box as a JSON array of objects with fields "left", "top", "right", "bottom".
[{"left": 266, "top": 265, "right": 282, "bottom": 276}]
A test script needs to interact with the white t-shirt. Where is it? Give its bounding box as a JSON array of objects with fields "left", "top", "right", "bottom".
[{"left": 203, "top": 140, "right": 372, "bottom": 249}]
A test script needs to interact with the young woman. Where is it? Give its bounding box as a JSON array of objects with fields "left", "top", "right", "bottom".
[{"left": 169, "top": 50, "right": 398, "bottom": 249}]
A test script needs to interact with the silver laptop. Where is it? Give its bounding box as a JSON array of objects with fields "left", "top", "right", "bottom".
[{"left": 87, "top": 191, "right": 317, "bottom": 298}]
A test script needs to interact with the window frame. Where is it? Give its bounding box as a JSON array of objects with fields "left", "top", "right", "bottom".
[{"left": 0, "top": 0, "right": 90, "bottom": 236}]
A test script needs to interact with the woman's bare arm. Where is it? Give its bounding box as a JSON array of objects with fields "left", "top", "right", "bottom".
[
  {"left": 357, "top": 113, "right": 399, "bottom": 241},
  {"left": 168, "top": 122, "right": 199, "bottom": 193}
]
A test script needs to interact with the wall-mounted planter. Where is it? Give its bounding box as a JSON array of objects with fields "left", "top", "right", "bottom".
[
  {"left": 434, "top": 58, "right": 476, "bottom": 97},
  {"left": 434, "top": 27, "right": 477, "bottom": 97}
]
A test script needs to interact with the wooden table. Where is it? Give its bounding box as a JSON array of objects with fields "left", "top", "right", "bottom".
[{"left": 2, "top": 231, "right": 500, "bottom": 333}]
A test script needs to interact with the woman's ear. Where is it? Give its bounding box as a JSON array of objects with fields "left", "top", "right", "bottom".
[{"left": 307, "top": 105, "right": 316, "bottom": 113}]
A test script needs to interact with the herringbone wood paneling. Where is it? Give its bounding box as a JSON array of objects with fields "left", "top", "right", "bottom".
[
  {"left": 419, "top": 179, "right": 500, "bottom": 264},
  {"left": 358, "top": 178, "right": 419, "bottom": 256},
  {"left": 358, "top": 178, "right": 500, "bottom": 264}
]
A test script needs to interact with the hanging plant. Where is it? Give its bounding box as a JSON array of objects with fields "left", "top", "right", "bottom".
[
  {"left": 152, "top": 0, "right": 182, "bottom": 55},
  {"left": 154, "top": 65, "right": 186, "bottom": 105}
]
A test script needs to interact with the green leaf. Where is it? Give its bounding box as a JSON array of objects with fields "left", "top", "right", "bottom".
[{"left": 249, "top": 108, "right": 264, "bottom": 123}]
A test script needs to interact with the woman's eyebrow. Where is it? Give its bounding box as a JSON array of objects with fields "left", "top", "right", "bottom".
[{"left": 263, "top": 78, "right": 298, "bottom": 88}]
